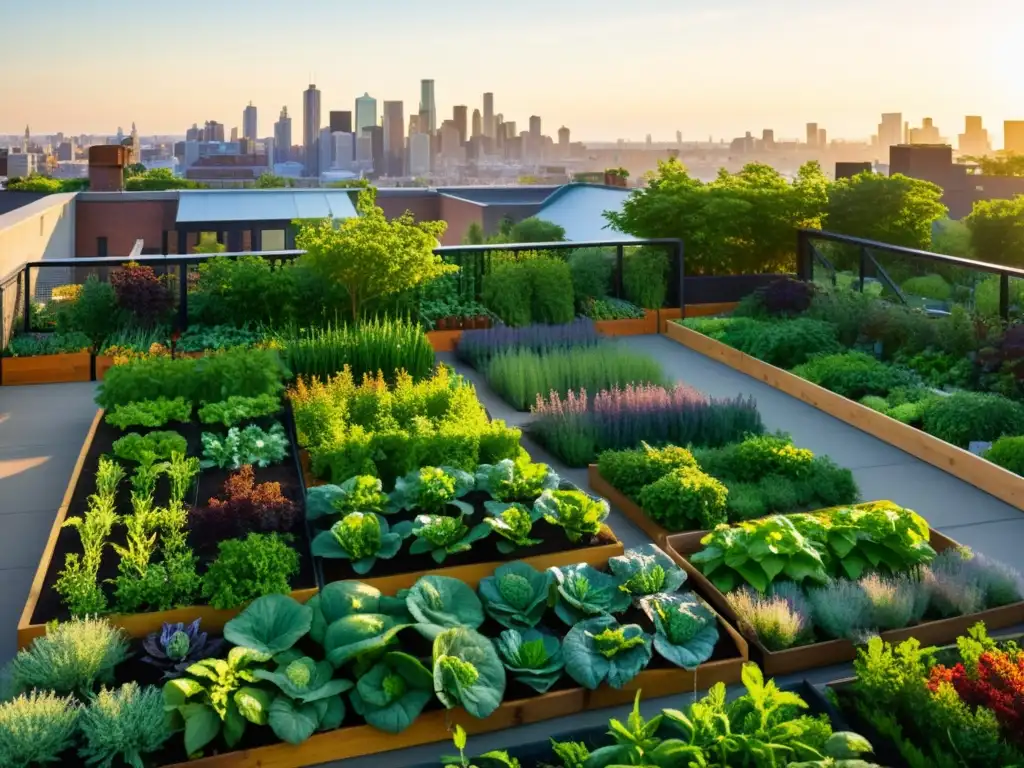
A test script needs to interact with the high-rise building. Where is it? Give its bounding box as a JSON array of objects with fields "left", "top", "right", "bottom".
[
  {"left": 558, "top": 126, "right": 570, "bottom": 146},
  {"left": 959, "top": 116, "right": 990, "bottom": 156},
  {"left": 274, "top": 107, "right": 292, "bottom": 163},
  {"left": 453, "top": 106, "right": 468, "bottom": 145},
  {"left": 806, "top": 123, "right": 818, "bottom": 148},
  {"left": 471, "top": 109, "right": 482, "bottom": 139},
  {"left": 909, "top": 118, "right": 941, "bottom": 145},
  {"left": 131, "top": 122, "right": 140, "bottom": 163},
  {"left": 330, "top": 111, "right": 352, "bottom": 135},
  {"left": 230, "top": 126, "right": 239, "bottom": 142},
  {"left": 303, "top": 83, "right": 322, "bottom": 177},
  {"left": 356, "top": 134, "right": 373, "bottom": 164},
  {"left": 355, "top": 93, "right": 378, "bottom": 136},
  {"left": 409, "top": 114, "right": 421, "bottom": 136},
  {"left": 762, "top": 129, "right": 775, "bottom": 149},
  {"left": 57, "top": 140, "right": 76, "bottom": 161},
  {"left": 529, "top": 116, "right": 541, "bottom": 138},
  {"left": 483, "top": 92, "right": 494, "bottom": 138},
  {"left": 1005, "top": 121, "right": 1024, "bottom": 154},
  {"left": 419, "top": 80, "right": 436, "bottom": 134},
  {"left": 243, "top": 102, "right": 258, "bottom": 141},
  {"left": 319, "top": 127, "right": 333, "bottom": 177},
  {"left": 363, "top": 125, "right": 384, "bottom": 177},
  {"left": 383, "top": 101, "right": 405, "bottom": 176},
  {"left": 22, "top": 125, "right": 30, "bottom": 153},
  {"left": 676, "top": 130, "right": 683, "bottom": 144},
  {"left": 331, "top": 133, "right": 354, "bottom": 171},
  {"left": 204, "top": 121, "right": 225, "bottom": 142},
  {"left": 878, "top": 113, "right": 903, "bottom": 151},
  {"left": 409, "top": 132, "right": 431, "bottom": 177},
  {"left": 186, "top": 123, "right": 201, "bottom": 142},
  {"left": 503, "top": 121, "right": 517, "bottom": 140}
]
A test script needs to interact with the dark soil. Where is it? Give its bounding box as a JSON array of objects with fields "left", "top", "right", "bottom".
[{"left": 31, "top": 410, "right": 316, "bottom": 625}]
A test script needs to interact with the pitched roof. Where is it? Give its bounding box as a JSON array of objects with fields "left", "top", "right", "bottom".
[{"left": 535, "top": 184, "right": 635, "bottom": 242}]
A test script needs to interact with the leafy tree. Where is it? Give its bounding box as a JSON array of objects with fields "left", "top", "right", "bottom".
[
  {"left": 964, "top": 152, "right": 1024, "bottom": 177},
  {"left": 932, "top": 219, "right": 973, "bottom": 257},
  {"left": 507, "top": 217, "right": 566, "bottom": 243},
  {"left": 125, "top": 168, "right": 204, "bottom": 191},
  {"left": 193, "top": 233, "right": 226, "bottom": 254},
  {"left": 966, "top": 195, "right": 1024, "bottom": 267},
  {"left": 605, "top": 167, "right": 630, "bottom": 179},
  {"left": 254, "top": 172, "right": 293, "bottom": 188},
  {"left": 295, "top": 187, "right": 453, "bottom": 319},
  {"left": 463, "top": 222, "right": 486, "bottom": 245},
  {"left": 124, "top": 162, "right": 147, "bottom": 177},
  {"left": 824, "top": 172, "right": 947, "bottom": 250},
  {"left": 6, "top": 175, "right": 86, "bottom": 194}
]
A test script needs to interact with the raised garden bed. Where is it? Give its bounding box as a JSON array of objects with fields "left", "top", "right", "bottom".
[
  {"left": 589, "top": 463, "right": 671, "bottom": 544},
  {"left": 665, "top": 321, "right": 1024, "bottom": 511},
  {"left": 664, "top": 515, "right": 1024, "bottom": 676},
  {"left": 1, "top": 350, "right": 92, "bottom": 385}
]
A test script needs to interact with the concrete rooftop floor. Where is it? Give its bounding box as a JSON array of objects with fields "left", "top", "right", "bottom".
[{"left": 0, "top": 336, "right": 1021, "bottom": 767}]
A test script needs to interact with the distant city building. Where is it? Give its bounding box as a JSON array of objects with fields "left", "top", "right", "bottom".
[
  {"left": 363, "top": 125, "right": 384, "bottom": 177},
  {"left": 878, "top": 113, "right": 903, "bottom": 152},
  {"left": 274, "top": 107, "right": 292, "bottom": 164},
  {"left": 959, "top": 116, "right": 990, "bottom": 156},
  {"left": 504, "top": 121, "right": 517, "bottom": 140},
  {"left": 356, "top": 134, "right": 373, "bottom": 163},
  {"left": 676, "top": 130, "right": 683, "bottom": 144},
  {"left": 558, "top": 126, "right": 570, "bottom": 147},
  {"left": 409, "top": 114, "right": 421, "bottom": 136},
  {"left": 453, "top": 106, "right": 468, "bottom": 145},
  {"left": 186, "top": 123, "right": 201, "bottom": 142},
  {"left": 1006, "top": 121, "right": 1024, "bottom": 154},
  {"left": 57, "top": 140, "right": 76, "bottom": 161},
  {"left": 818, "top": 128, "right": 827, "bottom": 147},
  {"left": 303, "top": 84, "right": 322, "bottom": 177},
  {"left": 243, "top": 103, "right": 258, "bottom": 141},
  {"left": 529, "top": 116, "right": 541, "bottom": 138},
  {"left": 806, "top": 122, "right": 818, "bottom": 148},
  {"left": 762, "top": 129, "right": 775, "bottom": 149},
  {"left": 204, "top": 121, "right": 225, "bottom": 143},
  {"left": 420, "top": 80, "right": 436, "bottom": 134},
  {"left": 909, "top": 118, "right": 941, "bottom": 145},
  {"left": 382, "top": 101, "right": 405, "bottom": 176},
  {"left": 230, "top": 126, "right": 239, "bottom": 143},
  {"left": 319, "top": 127, "right": 333, "bottom": 176},
  {"left": 471, "top": 109, "right": 482, "bottom": 139},
  {"left": 836, "top": 161, "right": 873, "bottom": 179},
  {"left": 7, "top": 152, "right": 38, "bottom": 177},
  {"left": 355, "top": 93, "right": 377, "bottom": 136},
  {"left": 483, "top": 92, "right": 494, "bottom": 138},
  {"left": 131, "top": 122, "right": 140, "bottom": 164},
  {"left": 409, "top": 132, "right": 431, "bottom": 177},
  {"left": 22, "top": 125, "right": 29, "bottom": 153},
  {"left": 329, "top": 111, "right": 352, "bottom": 135},
  {"left": 332, "top": 132, "right": 354, "bottom": 171}
]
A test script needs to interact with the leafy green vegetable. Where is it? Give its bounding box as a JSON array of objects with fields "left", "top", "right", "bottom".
[
  {"left": 608, "top": 544, "right": 688, "bottom": 599},
  {"left": 432, "top": 628, "right": 506, "bottom": 718},
  {"left": 253, "top": 657, "right": 351, "bottom": 744},
  {"left": 550, "top": 563, "right": 630, "bottom": 626},
  {"left": 197, "top": 394, "right": 281, "bottom": 427},
  {"left": 482, "top": 502, "right": 543, "bottom": 554},
  {"left": 409, "top": 513, "right": 491, "bottom": 564},
  {"left": 474, "top": 457, "right": 560, "bottom": 501},
  {"left": 200, "top": 423, "right": 289, "bottom": 470},
  {"left": 105, "top": 397, "right": 192, "bottom": 429},
  {"left": 390, "top": 466, "right": 476, "bottom": 516},
  {"left": 478, "top": 561, "right": 553, "bottom": 630},
  {"left": 640, "top": 593, "right": 720, "bottom": 669},
  {"left": 494, "top": 628, "right": 564, "bottom": 693},
  {"left": 306, "top": 475, "right": 390, "bottom": 521},
  {"left": 563, "top": 616, "right": 651, "bottom": 690},
  {"left": 322, "top": 613, "right": 412, "bottom": 669},
  {"left": 222, "top": 593, "right": 313, "bottom": 657},
  {"left": 405, "top": 575, "right": 485, "bottom": 633},
  {"left": 112, "top": 431, "right": 187, "bottom": 463},
  {"left": 311, "top": 512, "right": 413, "bottom": 574},
  {"left": 535, "top": 489, "right": 609, "bottom": 542},
  {"left": 349, "top": 651, "right": 434, "bottom": 734},
  {"left": 306, "top": 581, "right": 411, "bottom": 647}
]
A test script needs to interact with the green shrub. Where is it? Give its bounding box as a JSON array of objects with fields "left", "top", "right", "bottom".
[
  {"left": 77, "top": 683, "right": 171, "bottom": 768},
  {"left": 0, "top": 691, "right": 79, "bottom": 768},
  {"left": 284, "top": 317, "right": 435, "bottom": 384},
  {"left": 197, "top": 394, "right": 281, "bottom": 426},
  {"left": 887, "top": 402, "right": 926, "bottom": 425},
  {"left": 791, "top": 352, "right": 919, "bottom": 400},
  {"left": 804, "top": 288, "right": 875, "bottom": 347},
  {"left": 568, "top": 248, "right": 613, "bottom": 302},
  {"left": 693, "top": 434, "right": 815, "bottom": 483},
  {"left": 597, "top": 443, "right": 697, "bottom": 499},
  {"left": 529, "top": 257, "right": 576, "bottom": 325},
  {"left": 685, "top": 317, "right": 841, "bottom": 369},
  {"left": 623, "top": 247, "right": 668, "bottom": 308},
  {"left": 112, "top": 430, "right": 188, "bottom": 463},
  {"left": 201, "top": 533, "right": 300, "bottom": 610},
  {"left": 10, "top": 618, "right": 129, "bottom": 697},
  {"left": 105, "top": 397, "right": 192, "bottom": 429},
  {"left": 579, "top": 297, "right": 645, "bottom": 320},
  {"left": 191, "top": 255, "right": 298, "bottom": 327},
  {"left": 481, "top": 260, "right": 532, "bottom": 327},
  {"left": 983, "top": 435, "right": 1024, "bottom": 475},
  {"left": 2, "top": 331, "right": 91, "bottom": 357},
  {"left": 902, "top": 274, "right": 952, "bottom": 301},
  {"left": 860, "top": 395, "right": 889, "bottom": 412},
  {"left": 484, "top": 345, "right": 666, "bottom": 411},
  {"left": 56, "top": 275, "right": 120, "bottom": 350},
  {"left": 921, "top": 392, "right": 1024, "bottom": 448},
  {"left": 481, "top": 253, "right": 575, "bottom": 327},
  {"left": 859, "top": 302, "right": 936, "bottom": 359},
  {"left": 638, "top": 467, "right": 728, "bottom": 532}
]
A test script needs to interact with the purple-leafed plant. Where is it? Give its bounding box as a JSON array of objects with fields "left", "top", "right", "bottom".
[
  {"left": 141, "top": 618, "right": 224, "bottom": 679},
  {"left": 528, "top": 383, "right": 763, "bottom": 467},
  {"left": 455, "top": 318, "right": 601, "bottom": 370},
  {"left": 756, "top": 278, "right": 815, "bottom": 317}
]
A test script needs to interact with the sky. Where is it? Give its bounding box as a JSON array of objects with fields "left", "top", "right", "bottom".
[{"left": 2, "top": 0, "right": 1020, "bottom": 146}]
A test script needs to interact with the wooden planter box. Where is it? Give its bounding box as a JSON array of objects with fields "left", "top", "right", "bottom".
[
  {"left": 663, "top": 518, "right": 1024, "bottom": 677},
  {"left": 94, "top": 355, "right": 114, "bottom": 381},
  {"left": 594, "top": 310, "right": 658, "bottom": 337},
  {"left": 664, "top": 321, "right": 1024, "bottom": 511},
  {"left": 1, "top": 350, "right": 91, "bottom": 386},
  {"left": 427, "top": 330, "right": 462, "bottom": 352},
  {"left": 588, "top": 464, "right": 672, "bottom": 544},
  {"left": 658, "top": 304, "right": 739, "bottom": 332}
]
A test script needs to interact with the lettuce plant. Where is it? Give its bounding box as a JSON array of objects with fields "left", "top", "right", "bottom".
[
  {"left": 350, "top": 651, "right": 434, "bottom": 734},
  {"left": 550, "top": 563, "right": 630, "bottom": 626},
  {"left": 306, "top": 475, "right": 390, "bottom": 522},
  {"left": 409, "top": 513, "right": 491, "bottom": 564},
  {"left": 475, "top": 457, "right": 560, "bottom": 502},
  {"left": 311, "top": 512, "right": 413, "bottom": 574},
  {"left": 197, "top": 394, "right": 281, "bottom": 427},
  {"left": 432, "top": 628, "right": 506, "bottom": 719},
  {"left": 105, "top": 397, "right": 192, "bottom": 429},
  {"left": 482, "top": 501, "right": 543, "bottom": 554},
  {"left": 306, "top": 581, "right": 411, "bottom": 647},
  {"left": 253, "top": 657, "right": 352, "bottom": 744},
  {"left": 405, "top": 575, "right": 485, "bottom": 633},
  {"left": 494, "top": 628, "right": 564, "bottom": 693},
  {"left": 609, "top": 544, "right": 688, "bottom": 600},
  {"left": 640, "top": 593, "right": 720, "bottom": 669},
  {"left": 200, "top": 422, "right": 289, "bottom": 470},
  {"left": 535, "top": 489, "right": 610, "bottom": 542},
  {"left": 478, "top": 561, "right": 553, "bottom": 630},
  {"left": 391, "top": 466, "right": 475, "bottom": 516},
  {"left": 563, "top": 616, "right": 652, "bottom": 690}
]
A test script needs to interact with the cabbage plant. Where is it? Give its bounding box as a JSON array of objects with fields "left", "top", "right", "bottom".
[
  {"left": 306, "top": 581, "right": 410, "bottom": 648},
  {"left": 550, "top": 563, "right": 630, "bottom": 626},
  {"left": 405, "top": 575, "right": 485, "bottom": 633},
  {"left": 409, "top": 514, "right": 491, "bottom": 564},
  {"left": 482, "top": 502, "right": 543, "bottom": 554},
  {"left": 494, "top": 628, "right": 564, "bottom": 694},
  {"left": 350, "top": 651, "right": 433, "bottom": 734},
  {"left": 311, "top": 512, "right": 413, "bottom": 574},
  {"left": 390, "top": 466, "right": 475, "bottom": 515},
  {"left": 254, "top": 657, "right": 352, "bottom": 744},
  {"left": 432, "top": 627, "right": 506, "bottom": 718},
  {"left": 609, "top": 544, "right": 688, "bottom": 600},
  {"left": 640, "top": 593, "right": 720, "bottom": 670},
  {"left": 563, "top": 616, "right": 652, "bottom": 690},
  {"left": 478, "top": 561, "right": 553, "bottom": 630},
  {"left": 306, "top": 476, "right": 390, "bottom": 521},
  {"left": 475, "top": 457, "right": 560, "bottom": 502},
  {"left": 535, "top": 490, "right": 609, "bottom": 542}
]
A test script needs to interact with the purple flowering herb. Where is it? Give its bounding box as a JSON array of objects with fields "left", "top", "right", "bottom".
[{"left": 456, "top": 318, "right": 601, "bottom": 369}]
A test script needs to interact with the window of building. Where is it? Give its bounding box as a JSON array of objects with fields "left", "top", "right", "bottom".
[{"left": 97, "top": 237, "right": 108, "bottom": 257}]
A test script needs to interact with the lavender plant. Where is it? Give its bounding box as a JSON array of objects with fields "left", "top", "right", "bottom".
[
  {"left": 928, "top": 547, "right": 1024, "bottom": 616},
  {"left": 455, "top": 318, "right": 602, "bottom": 370}
]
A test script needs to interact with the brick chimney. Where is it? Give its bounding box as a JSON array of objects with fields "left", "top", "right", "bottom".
[{"left": 88, "top": 145, "right": 128, "bottom": 191}]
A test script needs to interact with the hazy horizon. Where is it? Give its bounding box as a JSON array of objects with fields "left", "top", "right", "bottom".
[{"left": 3, "top": 0, "right": 1019, "bottom": 146}]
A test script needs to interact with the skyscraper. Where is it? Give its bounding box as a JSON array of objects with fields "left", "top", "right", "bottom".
[
  {"left": 529, "top": 116, "right": 541, "bottom": 138},
  {"left": 419, "top": 80, "right": 436, "bottom": 134},
  {"left": 959, "top": 116, "right": 990, "bottom": 155},
  {"left": 471, "top": 109, "right": 482, "bottom": 138},
  {"left": 558, "top": 126, "right": 570, "bottom": 146},
  {"left": 274, "top": 107, "right": 292, "bottom": 163},
  {"left": 806, "top": 123, "right": 818, "bottom": 148},
  {"left": 22, "top": 125, "right": 29, "bottom": 153},
  {"left": 329, "top": 111, "right": 353, "bottom": 135},
  {"left": 483, "top": 92, "right": 494, "bottom": 138},
  {"left": 303, "top": 83, "right": 322, "bottom": 177},
  {"left": 230, "top": 126, "right": 239, "bottom": 142},
  {"left": 383, "top": 101, "right": 405, "bottom": 176},
  {"left": 355, "top": 93, "right": 378, "bottom": 136},
  {"left": 878, "top": 113, "right": 903, "bottom": 151},
  {"left": 243, "top": 102, "right": 258, "bottom": 141},
  {"left": 818, "top": 128, "right": 827, "bottom": 147},
  {"left": 409, "top": 132, "right": 431, "bottom": 177},
  {"left": 1005, "top": 121, "right": 1024, "bottom": 154},
  {"left": 453, "top": 106, "right": 468, "bottom": 145},
  {"left": 130, "top": 122, "right": 140, "bottom": 164},
  {"left": 909, "top": 118, "right": 940, "bottom": 144},
  {"left": 319, "top": 127, "right": 333, "bottom": 176}
]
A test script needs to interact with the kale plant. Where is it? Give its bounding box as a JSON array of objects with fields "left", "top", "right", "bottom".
[
  {"left": 200, "top": 422, "right": 289, "bottom": 470},
  {"left": 141, "top": 618, "right": 225, "bottom": 679},
  {"left": 563, "top": 616, "right": 652, "bottom": 690}
]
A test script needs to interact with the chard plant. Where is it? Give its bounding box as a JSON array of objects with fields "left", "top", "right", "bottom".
[
  {"left": 478, "top": 561, "right": 553, "bottom": 630},
  {"left": 535, "top": 489, "right": 609, "bottom": 542},
  {"left": 432, "top": 627, "right": 506, "bottom": 719},
  {"left": 482, "top": 501, "right": 543, "bottom": 554},
  {"left": 639, "top": 593, "right": 720, "bottom": 670},
  {"left": 563, "top": 616, "right": 652, "bottom": 690},
  {"left": 349, "top": 651, "right": 434, "bottom": 734},
  {"left": 550, "top": 563, "right": 630, "bottom": 626},
  {"left": 609, "top": 544, "right": 688, "bottom": 600},
  {"left": 306, "top": 475, "right": 390, "bottom": 522},
  {"left": 253, "top": 657, "right": 352, "bottom": 745},
  {"left": 475, "top": 457, "right": 560, "bottom": 502},
  {"left": 494, "top": 628, "right": 564, "bottom": 694},
  {"left": 409, "top": 513, "right": 491, "bottom": 564},
  {"left": 390, "top": 466, "right": 476, "bottom": 516},
  {"left": 311, "top": 512, "right": 413, "bottom": 574}
]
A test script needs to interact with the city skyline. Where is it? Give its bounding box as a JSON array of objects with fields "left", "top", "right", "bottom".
[{"left": 2, "top": 0, "right": 1018, "bottom": 144}]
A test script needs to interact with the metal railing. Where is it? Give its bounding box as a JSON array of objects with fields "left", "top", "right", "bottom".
[{"left": 797, "top": 229, "right": 1024, "bottom": 319}]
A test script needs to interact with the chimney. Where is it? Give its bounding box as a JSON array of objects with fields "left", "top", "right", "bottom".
[{"left": 88, "top": 145, "right": 128, "bottom": 191}]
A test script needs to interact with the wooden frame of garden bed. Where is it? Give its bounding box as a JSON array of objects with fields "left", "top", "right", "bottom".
[
  {"left": 663, "top": 518, "right": 1024, "bottom": 677},
  {"left": 16, "top": 409, "right": 318, "bottom": 648},
  {"left": 1, "top": 350, "right": 92, "bottom": 385},
  {"left": 159, "top": 608, "right": 747, "bottom": 768},
  {"left": 664, "top": 321, "right": 1024, "bottom": 511}
]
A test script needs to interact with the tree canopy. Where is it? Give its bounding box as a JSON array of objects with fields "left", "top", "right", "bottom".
[
  {"left": 124, "top": 168, "right": 204, "bottom": 191},
  {"left": 6, "top": 175, "right": 87, "bottom": 194},
  {"left": 966, "top": 196, "right": 1024, "bottom": 268},
  {"left": 254, "top": 172, "right": 294, "bottom": 188},
  {"left": 964, "top": 153, "right": 1024, "bottom": 178}
]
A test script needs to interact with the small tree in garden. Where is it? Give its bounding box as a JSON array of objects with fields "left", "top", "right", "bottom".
[
  {"left": 824, "top": 172, "right": 947, "bottom": 250},
  {"left": 966, "top": 196, "right": 1024, "bottom": 268},
  {"left": 295, "top": 187, "right": 452, "bottom": 320},
  {"left": 192, "top": 233, "right": 226, "bottom": 254}
]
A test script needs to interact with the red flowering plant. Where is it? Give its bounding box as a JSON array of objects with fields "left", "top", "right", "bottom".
[
  {"left": 110, "top": 262, "right": 174, "bottom": 326},
  {"left": 190, "top": 465, "right": 298, "bottom": 540}
]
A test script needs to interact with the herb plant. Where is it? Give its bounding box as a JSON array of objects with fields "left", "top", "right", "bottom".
[
  {"left": 494, "top": 628, "right": 564, "bottom": 694},
  {"left": 200, "top": 422, "right": 289, "bottom": 470},
  {"left": 597, "top": 442, "right": 697, "bottom": 499},
  {"left": 478, "top": 561, "right": 554, "bottom": 630},
  {"left": 563, "top": 616, "right": 652, "bottom": 690},
  {"left": 311, "top": 512, "right": 413, "bottom": 574},
  {"left": 141, "top": 619, "right": 225, "bottom": 680},
  {"left": 0, "top": 691, "right": 80, "bottom": 768},
  {"left": 637, "top": 466, "right": 729, "bottom": 532},
  {"left": 105, "top": 397, "right": 192, "bottom": 429},
  {"left": 200, "top": 533, "right": 300, "bottom": 610},
  {"left": 349, "top": 651, "right": 434, "bottom": 734},
  {"left": 10, "top": 618, "right": 129, "bottom": 697},
  {"left": 432, "top": 627, "right": 506, "bottom": 719},
  {"left": 197, "top": 394, "right": 281, "bottom": 427},
  {"left": 550, "top": 562, "right": 630, "bottom": 625},
  {"left": 77, "top": 682, "right": 172, "bottom": 768},
  {"left": 409, "top": 513, "right": 491, "bottom": 564}
]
